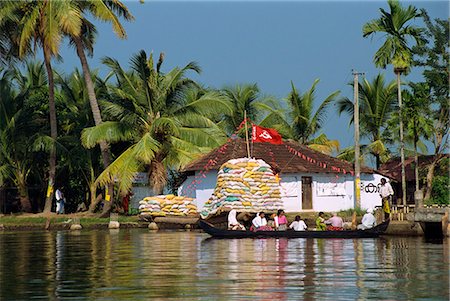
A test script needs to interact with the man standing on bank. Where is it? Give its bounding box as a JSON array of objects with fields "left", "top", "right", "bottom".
[{"left": 379, "top": 178, "right": 394, "bottom": 220}]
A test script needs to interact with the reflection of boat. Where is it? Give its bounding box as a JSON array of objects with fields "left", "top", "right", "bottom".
[{"left": 199, "top": 220, "right": 390, "bottom": 239}]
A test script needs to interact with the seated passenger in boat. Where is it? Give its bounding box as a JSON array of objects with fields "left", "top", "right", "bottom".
[
  {"left": 325, "top": 212, "right": 344, "bottom": 231},
  {"left": 289, "top": 215, "right": 307, "bottom": 231},
  {"left": 250, "top": 212, "right": 273, "bottom": 231},
  {"left": 316, "top": 212, "right": 327, "bottom": 231},
  {"left": 357, "top": 208, "right": 376, "bottom": 230},
  {"left": 228, "top": 209, "right": 246, "bottom": 230},
  {"left": 275, "top": 209, "right": 288, "bottom": 231},
  {"left": 267, "top": 213, "right": 277, "bottom": 229}
]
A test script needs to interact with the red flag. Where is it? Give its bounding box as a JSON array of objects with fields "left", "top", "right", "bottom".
[{"left": 252, "top": 125, "right": 283, "bottom": 144}]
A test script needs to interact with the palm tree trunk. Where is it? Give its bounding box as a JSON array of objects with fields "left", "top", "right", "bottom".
[
  {"left": 396, "top": 71, "right": 407, "bottom": 206},
  {"left": 424, "top": 159, "right": 437, "bottom": 200},
  {"left": 375, "top": 154, "right": 381, "bottom": 170},
  {"left": 43, "top": 50, "right": 57, "bottom": 213},
  {"left": 413, "top": 122, "right": 419, "bottom": 192},
  {"left": 16, "top": 173, "right": 31, "bottom": 213},
  {"left": 74, "top": 36, "right": 114, "bottom": 215},
  {"left": 413, "top": 123, "right": 421, "bottom": 207}
]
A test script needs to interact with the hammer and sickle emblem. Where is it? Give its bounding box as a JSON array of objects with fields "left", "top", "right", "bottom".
[{"left": 259, "top": 130, "right": 272, "bottom": 139}]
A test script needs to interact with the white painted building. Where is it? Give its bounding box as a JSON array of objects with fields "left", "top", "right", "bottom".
[
  {"left": 179, "top": 139, "right": 389, "bottom": 213},
  {"left": 178, "top": 170, "right": 385, "bottom": 212}
]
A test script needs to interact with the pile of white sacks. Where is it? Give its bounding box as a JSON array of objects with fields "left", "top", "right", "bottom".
[
  {"left": 200, "top": 157, "right": 283, "bottom": 218},
  {"left": 139, "top": 195, "right": 198, "bottom": 217}
]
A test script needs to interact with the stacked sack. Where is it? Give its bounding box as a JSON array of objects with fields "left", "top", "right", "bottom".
[
  {"left": 200, "top": 157, "right": 283, "bottom": 218},
  {"left": 139, "top": 194, "right": 198, "bottom": 217}
]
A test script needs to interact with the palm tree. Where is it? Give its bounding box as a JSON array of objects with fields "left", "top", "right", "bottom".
[
  {"left": 219, "top": 84, "right": 264, "bottom": 135},
  {"left": 363, "top": 0, "right": 424, "bottom": 205},
  {"left": 403, "top": 83, "right": 433, "bottom": 195},
  {"left": 263, "top": 79, "right": 340, "bottom": 155},
  {"left": 67, "top": 1, "right": 133, "bottom": 212},
  {"left": 0, "top": 62, "right": 48, "bottom": 212},
  {"left": 56, "top": 69, "right": 105, "bottom": 210},
  {"left": 383, "top": 83, "right": 433, "bottom": 200},
  {"left": 0, "top": 0, "right": 83, "bottom": 212},
  {"left": 81, "top": 50, "right": 230, "bottom": 199},
  {"left": 337, "top": 74, "right": 397, "bottom": 168},
  {"left": 412, "top": 12, "right": 449, "bottom": 201}
]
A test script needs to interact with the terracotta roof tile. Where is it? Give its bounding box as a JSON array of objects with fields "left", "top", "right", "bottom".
[
  {"left": 183, "top": 138, "right": 374, "bottom": 174},
  {"left": 378, "top": 154, "right": 449, "bottom": 182}
]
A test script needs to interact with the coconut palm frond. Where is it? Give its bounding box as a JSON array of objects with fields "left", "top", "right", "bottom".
[
  {"left": 94, "top": 145, "right": 140, "bottom": 194},
  {"left": 181, "top": 90, "right": 233, "bottom": 117},
  {"left": 178, "top": 126, "right": 226, "bottom": 148},
  {"left": 31, "top": 134, "right": 67, "bottom": 154},
  {"left": 86, "top": 0, "right": 134, "bottom": 39},
  {"left": 81, "top": 121, "right": 136, "bottom": 148},
  {"left": 0, "top": 164, "right": 13, "bottom": 186},
  {"left": 132, "top": 132, "right": 161, "bottom": 164},
  {"left": 307, "top": 133, "right": 340, "bottom": 155},
  {"left": 309, "top": 89, "right": 340, "bottom": 135}
]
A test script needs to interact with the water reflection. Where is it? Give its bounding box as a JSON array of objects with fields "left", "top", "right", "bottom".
[{"left": 0, "top": 231, "right": 448, "bottom": 300}]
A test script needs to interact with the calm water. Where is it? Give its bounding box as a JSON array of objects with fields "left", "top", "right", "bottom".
[{"left": 0, "top": 230, "right": 448, "bottom": 300}]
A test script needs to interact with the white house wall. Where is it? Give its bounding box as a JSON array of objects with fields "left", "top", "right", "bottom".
[
  {"left": 360, "top": 173, "right": 385, "bottom": 210},
  {"left": 178, "top": 172, "right": 217, "bottom": 209},
  {"left": 178, "top": 170, "right": 386, "bottom": 212}
]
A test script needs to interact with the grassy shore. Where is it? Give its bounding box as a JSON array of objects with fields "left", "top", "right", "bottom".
[
  {"left": 0, "top": 214, "right": 143, "bottom": 230},
  {"left": 0, "top": 209, "right": 367, "bottom": 231}
]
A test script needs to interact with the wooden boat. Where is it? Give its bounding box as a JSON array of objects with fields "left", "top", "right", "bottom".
[{"left": 199, "top": 219, "right": 390, "bottom": 239}]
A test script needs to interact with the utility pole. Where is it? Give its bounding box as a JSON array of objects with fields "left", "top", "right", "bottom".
[{"left": 353, "top": 70, "right": 364, "bottom": 209}]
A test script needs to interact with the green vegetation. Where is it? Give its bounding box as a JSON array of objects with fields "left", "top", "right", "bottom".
[
  {"left": 0, "top": 215, "right": 140, "bottom": 226},
  {"left": 429, "top": 176, "right": 449, "bottom": 205},
  {"left": 337, "top": 74, "right": 397, "bottom": 168},
  {"left": 0, "top": 0, "right": 448, "bottom": 214}
]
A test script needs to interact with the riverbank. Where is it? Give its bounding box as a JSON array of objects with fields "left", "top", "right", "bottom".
[
  {"left": 0, "top": 213, "right": 426, "bottom": 235},
  {"left": 0, "top": 214, "right": 143, "bottom": 231}
]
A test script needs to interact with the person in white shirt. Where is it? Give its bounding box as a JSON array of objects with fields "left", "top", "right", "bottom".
[
  {"left": 289, "top": 215, "right": 307, "bottom": 231},
  {"left": 251, "top": 212, "right": 272, "bottom": 231},
  {"left": 379, "top": 178, "right": 394, "bottom": 219},
  {"left": 357, "top": 208, "right": 376, "bottom": 230},
  {"left": 228, "top": 209, "right": 245, "bottom": 230}
]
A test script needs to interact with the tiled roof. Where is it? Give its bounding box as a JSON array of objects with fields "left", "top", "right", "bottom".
[
  {"left": 378, "top": 154, "right": 449, "bottom": 182},
  {"left": 183, "top": 138, "right": 374, "bottom": 174}
]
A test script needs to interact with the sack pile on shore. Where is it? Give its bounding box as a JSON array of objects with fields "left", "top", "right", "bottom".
[
  {"left": 200, "top": 157, "right": 283, "bottom": 218},
  {"left": 139, "top": 195, "right": 198, "bottom": 217}
]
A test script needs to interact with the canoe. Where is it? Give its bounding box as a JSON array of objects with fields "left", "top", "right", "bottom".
[{"left": 199, "top": 219, "right": 390, "bottom": 239}]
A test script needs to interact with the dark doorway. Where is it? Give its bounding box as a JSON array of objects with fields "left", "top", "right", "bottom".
[{"left": 302, "top": 176, "right": 313, "bottom": 210}]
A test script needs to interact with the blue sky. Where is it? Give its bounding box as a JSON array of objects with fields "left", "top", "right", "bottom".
[{"left": 55, "top": 0, "right": 448, "bottom": 160}]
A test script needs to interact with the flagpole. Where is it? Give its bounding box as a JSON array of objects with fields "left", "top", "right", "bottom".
[
  {"left": 251, "top": 124, "right": 254, "bottom": 157},
  {"left": 244, "top": 110, "right": 251, "bottom": 158}
]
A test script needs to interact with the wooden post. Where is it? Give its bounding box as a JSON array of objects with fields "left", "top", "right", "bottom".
[
  {"left": 353, "top": 70, "right": 363, "bottom": 209},
  {"left": 244, "top": 110, "right": 251, "bottom": 158},
  {"left": 351, "top": 211, "right": 357, "bottom": 230}
]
